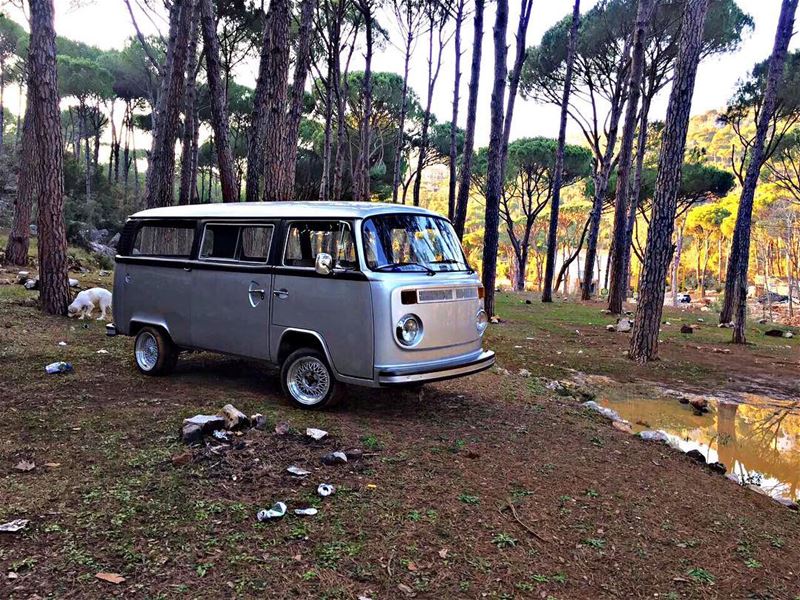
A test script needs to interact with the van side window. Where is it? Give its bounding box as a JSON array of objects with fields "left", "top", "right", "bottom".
[
  {"left": 132, "top": 224, "right": 195, "bottom": 257},
  {"left": 240, "top": 226, "right": 272, "bottom": 262},
  {"left": 284, "top": 221, "right": 356, "bottom": 269},
  {"left": 200, "top": 224, "right": 239, "bottom": 260},
  {"left": 199, "top": 224, "right": 273, "bottom": 263}
]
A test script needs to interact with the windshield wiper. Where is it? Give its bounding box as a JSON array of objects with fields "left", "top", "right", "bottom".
[
  {"left": 429, "top": 258, "right": 474, "bottom": 273},
  {"left": 374, "top": 261, "right": 436, "bottom": 276}
]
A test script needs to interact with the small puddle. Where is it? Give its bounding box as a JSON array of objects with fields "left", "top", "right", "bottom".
[{"left": 594, "top": 384, "right": 800, "bottom": 503}]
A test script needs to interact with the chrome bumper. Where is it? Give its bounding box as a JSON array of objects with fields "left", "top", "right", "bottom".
[{"left": 377, "top": 350, "right": 495, "bottom": 385}]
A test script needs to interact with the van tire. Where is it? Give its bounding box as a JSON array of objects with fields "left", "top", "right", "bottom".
[
  {"left": 281, "top": 348, "right": 342, "bottom": 410},
  {"left": 134, "top": 326, "right": 178, "bottom": 376}
]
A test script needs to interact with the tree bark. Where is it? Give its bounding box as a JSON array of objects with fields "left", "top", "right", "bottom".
[
  {"left": 4, "top": 96, "right": 36, "bottom": 265},
  {"left": 728, "top": 0, "right": 798, "bottom": 343},
  {"left": 281, "top": 0, "right": 315, "bottom": 200},
  {"left": 199, "top": 0, "right": 238, "bottom": 202},
  {"left": 29, "top": 0, "right": 71, "bottom": 315},
  {"left": 246, "top": 9, "right": 274, "bottom": 202},
  {"left": 391, "top": 9, "right": 415, "bottom": 204},
  {"left": 178, "top": 7, "right": 200, "bottom": 205},
  {"left": 145, "top": 0, "right": 194, "bottom": 208},
  {"left": 447, "top": 0, "right": 465, "bottom": 219},
  {"left": 607, "top": 0, "right": 653, "bottom": 314},
  {"left": 261, "top": 0, "right": 291, "bottom": 201},
  {"left": 629, "top": 0, "right": 710, "bottom": 363},
  {"left": 353, "top": 0, "right": 375, "bottom": 203},
  {"left": 480, "top": 0, "right": 509, "bottom": 317},
  {"left": 542, "top": 0, "right": 580, "bottom": 303},
  {"left": 453, "top": 0, "right": 485, "bottom": 239},
  {"left": 412, "top": 7, "right": 447, "bottom": 207}
]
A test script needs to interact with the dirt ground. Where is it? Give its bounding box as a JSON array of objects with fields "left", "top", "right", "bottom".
[{"left": 1, "top": 273, "right": 799, "bottom": 599}]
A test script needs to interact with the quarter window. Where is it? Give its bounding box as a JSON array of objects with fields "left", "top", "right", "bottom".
[
  {"left": 132, "top": 224, "right": 195, "bottom": 258},
  {"left": 283, "top": 221, "right": 356, "bottom": 269},
  {"left": 199, "top": 224, "right": 273, "bottom": 263}
]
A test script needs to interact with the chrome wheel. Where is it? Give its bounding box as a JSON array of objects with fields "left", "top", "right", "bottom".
[
  {"left": 135, "top": 331, "right": 159, "bottom": 371},
  {"left": 286, "top": 356, "right": 331, "bottom": 406}
]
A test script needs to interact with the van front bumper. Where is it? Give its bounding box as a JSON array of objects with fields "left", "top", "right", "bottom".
[{"left": 377, "top": 349, "right": 495, "bottom": 385}]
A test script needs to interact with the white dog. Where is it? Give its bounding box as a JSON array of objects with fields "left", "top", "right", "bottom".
[{"left": 68, "top": 287, "right": 113, "bottom": 320}]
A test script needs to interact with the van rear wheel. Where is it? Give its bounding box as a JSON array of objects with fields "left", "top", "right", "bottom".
[
  {"left": 134, "top": 326, "right": 178, "bottom": 376},
  {"left": 281, "top": 349, "right": 342, "bottom": 410}
]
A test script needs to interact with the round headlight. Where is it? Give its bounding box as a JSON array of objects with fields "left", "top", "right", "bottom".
[
  {"left": 476, "top": 309, "right": 489, "bottom": 336},
  {"left": 396, "top": 314, "right": 423, "bottom": 346}
]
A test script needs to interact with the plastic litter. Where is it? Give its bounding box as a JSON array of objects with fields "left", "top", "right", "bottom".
[
  {"left": 0, "top": 519, "right": 29, "bottom": 533},
  {"left": 294, "top": 508, "right": 318, "bottom": 516},
  {"left": 96, "top": 349, "right": 109, "bottom": 354},
  {"left": 317, "top": 483, "right": 336, "bottom": 497},
  {"left": 45, "top": 361, "right": 73, "bottom": 374},
  {"left": 639, "top": 430, "right": 670, "bottom": 443},
  {"left": 58, "top": 341, "right": 67, "bottom": 346},
  {"left": 257, "top": 502, "right": 287, "bottom": 522},
  {"left": 287, "top": 466, "right": 310, "bottom": 477},
  {"left": 321, "top": 451, "right": 348, "bottom": 465},
  {"left": 583, "top": 400, "right": 629, "bottom": 425},
  {"left": 306, "top": 427, "right": 328, "bottom": 441},
  {"left": 212, "top": 430, "right": 230, "bottom": 442},
  {"left": 274, "top": 421, "right": 290, "bottom": 435}
]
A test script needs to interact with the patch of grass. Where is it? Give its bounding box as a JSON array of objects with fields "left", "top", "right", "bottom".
[
  {"left": 360, "top": 434, "right": 383, "bottom": 450},
  {"left": 687, "top": 567, "right": 715, "bottom": 584},
  {"left": 581, "top": 538, "right": 606, "bottom": 550},
  {"left": 458, "top": 492, "right": 480, "bottom": 505},
  {"left": 316, "top": 540, "right": 362, "bottom": 569},
  {"left": 491, "top": 533, "right": 518, "bottom": 549}
]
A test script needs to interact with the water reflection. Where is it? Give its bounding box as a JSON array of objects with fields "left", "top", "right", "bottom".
[{"left": 596, "top": 387, "right": 800, "bottom": 502}]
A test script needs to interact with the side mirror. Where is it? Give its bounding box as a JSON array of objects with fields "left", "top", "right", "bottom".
[{"left": 315, "top": 252, "right": 333, "bottom": 276}]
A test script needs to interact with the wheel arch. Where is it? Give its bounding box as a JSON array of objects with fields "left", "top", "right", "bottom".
[{"left": 276, "top": 329, "right": 336, "bottom": 372}]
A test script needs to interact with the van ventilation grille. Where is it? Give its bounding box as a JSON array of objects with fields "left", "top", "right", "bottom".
[{"left": 416, "top": 287, "right": 479, "bottom": 303}]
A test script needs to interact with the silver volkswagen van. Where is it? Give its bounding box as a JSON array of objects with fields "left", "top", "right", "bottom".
[{"left": 109, "top": 202, "right": 495, "bottom": 409}]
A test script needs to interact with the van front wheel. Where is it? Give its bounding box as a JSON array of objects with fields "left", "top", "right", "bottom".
[
  {"left": 281, "top": 349, "right": 342, "bottom": 409},
  {"left": 134, "top": 326, "right": 178, "bottom": 376}
]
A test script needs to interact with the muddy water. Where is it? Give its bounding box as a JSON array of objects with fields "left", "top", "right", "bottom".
[{"left": 595, "top": 386, "right": 800, "bottom": 502}]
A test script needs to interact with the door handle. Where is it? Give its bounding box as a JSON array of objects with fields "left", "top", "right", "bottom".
[
  {"left": 250, "top": 288, "right": 266, "bottom": 300},
  {"left": 273, "top": 289, "right": 289, "bottom": 299},
  {"left": 183, "top": 267, "right": 192, "bottom": 272}
]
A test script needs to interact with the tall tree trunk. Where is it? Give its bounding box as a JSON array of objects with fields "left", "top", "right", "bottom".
[
  {"left": 581, "top": 54, "right": 628, "bottom": 301},
  {"left": 282, "top": 0, "right": 315, "bottom": 200},
  {"left": 0, "top": 66, "right": 6, "bottom": 161},
  {"left": 199, "top": 0, "right": 238, "bottom": 202},
  {"left": 246, "top": 8, "right": 274, "bottom": 202},
  {"left": 542, "top": 0, "right": 580, "bottom": 303},
  {"left": 480, "top": 0, "right": 509, "bottom": 317},
  {"left": 391, "top": 9, "right": 415, "bottom": 204},
  {"left": 4, "top": 96, "right": 36, "bottom": 265},
  {"left": 83, "top": 108, "right": 91, "bottom": 207},
  {"left": 622, "top": 94, "right": 652, "bottom": 295},
  {"left": 499, "top": 0, "right": 533, "bottom": 168},
  {"left": 607, "top": 0, "right": 653, "bottom": 314},
  {"left": 447, "top": 0, "right": 465, "bottom": 219},
  {"left": 29, "top": 0, "right": 70, "bottom": 315},
  {"left": 178, "top": 6, "right": 200, "bottom": 205},
  {"left": 411, "top": 10, "right": 446, "bottom": 207},
  {"left": 261, "top": 0, "right": 291, "bottom": 201},
  {"left": 354, "top": 1, "right": 375, "bottom": 203},
  {"left": 629, "top": 0, "right": 710, "bottom": 363},
  {"left": 319, "top": 58, "right": 334, "bottom": 201},
  {"left": 453, "top": 0, "right": 485, "bottom": 239},
  {"left": 145, "top": 0, "right": 194, "bottom": 208},
  {"left": 671, "top": 218, "right": 686, "bottom": 306},
  {"left": 729, "top": 0, "right": 798, "bottom": 343}
]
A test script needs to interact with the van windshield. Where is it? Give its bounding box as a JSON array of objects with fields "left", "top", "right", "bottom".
[{"left": 362, "top": 214, "right": 471, "bottom": 273}]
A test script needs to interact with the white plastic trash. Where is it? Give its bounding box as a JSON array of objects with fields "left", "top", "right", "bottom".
[{"left": 257, "top": 502, "right": 287, "bottom": 522}]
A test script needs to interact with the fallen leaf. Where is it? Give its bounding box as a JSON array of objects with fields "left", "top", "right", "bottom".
[
  {"left": 397, "top": 583, "right": 415, "bottom": 595},
  {"left": 171, "top": 452, "right": 193, "bottom": 466},
  {"left": 95, "top": 572, "right": 126, "bottom": 584},
  {"left": 43, "top": 463, "right": 61, "bottom": 468},
  {"left": 7, "top": 571, "right": 19, "bottom": 580},
  {"left": 406, "top": 561, "right": 418, "bottom": 572},
  {"left": 438, "top": 548, "right": 449, "bottom": 559},
  {"left": 14, "top": 460, "right": 35, "bottom": 472}
]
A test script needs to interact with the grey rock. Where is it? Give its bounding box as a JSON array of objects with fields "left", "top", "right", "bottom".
[
  {"left": 181, "top": 423, "right": 204, "bottom": 445},
  {"left": 218, "top": 404, "right": 249, "bottom": 430},
  {"left": 686, "top": 449, "right": 706, "bottom": 464},
  {"left": 321, "top": 451, "right": 348, "bottom": 465}
]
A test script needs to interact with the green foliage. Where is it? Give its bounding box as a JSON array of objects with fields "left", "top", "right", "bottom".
[{"left": 57, "top": 55, "right": 114, "bottom": 102}]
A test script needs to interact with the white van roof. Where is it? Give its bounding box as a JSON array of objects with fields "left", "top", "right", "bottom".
[{"left": 130, "top": 201, "right": 443, "bottom": 220}]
